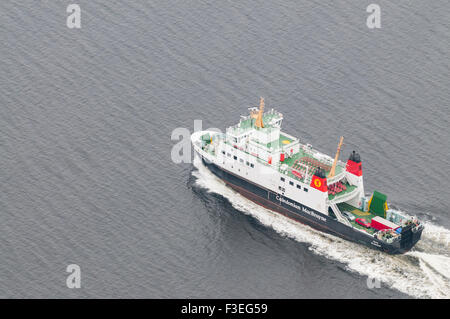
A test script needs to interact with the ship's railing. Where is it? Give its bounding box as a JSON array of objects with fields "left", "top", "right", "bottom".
[
  {"left": 279, "top": 163, "right": 310, "bottom": 183},
  {"left": 374, "top": 229, "right": 400, "bottom": 243},
  {"left": 226, "top": 124, "right": 251, "bottom": 136},
  {"left": 328, "top": 187, "right": 359, "bottom": 204},
  {"left": 327, "top": 170, "right": 346, "bottom": 185},
  {"left": 196, "top": 133, "right": 224, "bottom": 156},
  {"left": 194, "top": 141, "right": 202, "bottom": 151},
  {"left": 281, "top": 140, "right": 300, "bottom": 153},
  {"left": 329, "top": 202, "right": 352, "bottom": 226},
  {"left": 281, "top": 131, "right": 298, "bottom": 142},
  {"left": 212, "top": 133, "right": 226, "bottom": 141},
  {"left": 300, "top": 145, "right": 346, "bottom": 170}
]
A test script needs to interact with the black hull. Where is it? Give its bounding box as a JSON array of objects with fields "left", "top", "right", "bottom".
[{"left": 200, "top": 156, "right": 423, "bottom": 254}]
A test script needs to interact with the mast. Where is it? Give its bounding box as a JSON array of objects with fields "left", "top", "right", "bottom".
[
  {"left": 254, "top": 97, "right": 265, "bottom": 128},
  {"left": 328, "top": 136, "right": 344, "bottom": 178}
]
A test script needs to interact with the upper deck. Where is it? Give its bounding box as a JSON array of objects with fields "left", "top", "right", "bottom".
[
  {"left": 337, "top": 202, "right": 377, "bottom": 235},
  {"left": 226, "top": 109, "right": 283, "bottom": 137},
  {"left": 197, "top": 102, "right": 355, "bottom": 201},
  {"left": 281, "top": 147, "right": 344, "bottom": 180}
]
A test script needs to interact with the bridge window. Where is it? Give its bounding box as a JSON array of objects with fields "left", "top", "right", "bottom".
[
  {"left": 297, "top": 184, "right": 301, "bottom": 189},
  {"left": 304, "top": 188, "right": 308, "bottom": 192},
  {"left": 233, "top": 155, "right": 237, "bottom": 160},
  {"left": 280, "top": 177, "right": 285, "bottom": 182},
  {"left": 289, "top": 181, "right": 294, "bottom": 186}
]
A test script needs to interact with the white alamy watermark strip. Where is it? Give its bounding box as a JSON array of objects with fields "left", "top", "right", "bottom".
[
  {"left": 171, "top": 120, "right": 222, "bottom": 164},
  {"left": 366, "top": 4, "right": 381, "bottom": 29},
  {"left": 66, "top": 264, "right": 81, "bottom": 288}
]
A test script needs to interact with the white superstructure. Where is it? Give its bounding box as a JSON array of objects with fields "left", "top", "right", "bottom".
[{"left": 191, "top": 98, "right": 364, "bottom": 220}]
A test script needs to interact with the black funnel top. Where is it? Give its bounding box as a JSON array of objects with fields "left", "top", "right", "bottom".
[
  {"left": 349, "top": 150, "right": 361, "bottom": 163},
  {"left": 314, "top": 167, "right": 326, "bottom": 178}
]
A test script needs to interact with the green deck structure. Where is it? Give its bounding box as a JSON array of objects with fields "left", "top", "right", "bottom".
[
  {"left": 338, "top": 202, "right": 377, "bottom": 234},
  {"left": 266, "top": 133, "right": 294, "bottom": 149},
  {"left": 368, "top": 190, "right": 388, "bottom": 218},
  {"left": 228, "top": 112, "right": 282, "bottom": 135},
  {"left": 282, "top": 148, "right": 343, "bottom": 182}
]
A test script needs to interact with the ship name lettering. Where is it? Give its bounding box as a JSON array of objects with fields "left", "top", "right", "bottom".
[{"left": 276, "top": 195, "right": 326, "bottom": 222}]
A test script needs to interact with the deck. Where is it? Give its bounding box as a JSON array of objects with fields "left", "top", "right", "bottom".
[
  {"left": 337, "top": 202, "right": 377, "bottom": 234},
  {"left": 328, "top": 184, "right": 357, "bottom": 201},
  {"left": 228, "top": 111, "right": 283, "bottom": 136},
  {"left": 281, "top": 146, "right": 344, "bottom": 183}
]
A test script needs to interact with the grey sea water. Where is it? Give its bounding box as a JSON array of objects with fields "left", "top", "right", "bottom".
[{"left": 0, "top": 1, "right": 449, "bottom": 298}]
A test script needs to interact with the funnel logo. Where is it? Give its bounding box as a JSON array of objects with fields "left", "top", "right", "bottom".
[
  {"left": 314, "top": 179, "right": 322, "bottom": 188},
  {"left": 310, "top": 175, "right": 327, "bottom": 192}
]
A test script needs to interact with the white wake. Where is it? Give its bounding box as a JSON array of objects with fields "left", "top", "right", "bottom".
[{"left": 192, "top": 158, "right": 450, "bottom": 299}]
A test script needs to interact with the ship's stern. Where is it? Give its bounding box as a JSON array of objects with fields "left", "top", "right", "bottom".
[{"left": 384, "top": 223, "right": 424, "bottom": 254}]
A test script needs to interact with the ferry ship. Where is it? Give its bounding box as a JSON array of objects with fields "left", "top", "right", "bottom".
[{"left": 191, "top": 98, "right": 423, "bottom": 254}]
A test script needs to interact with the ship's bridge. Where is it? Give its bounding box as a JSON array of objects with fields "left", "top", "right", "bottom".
[{"left": 226, "top": 108, "right": 284, "bottom": 138}]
